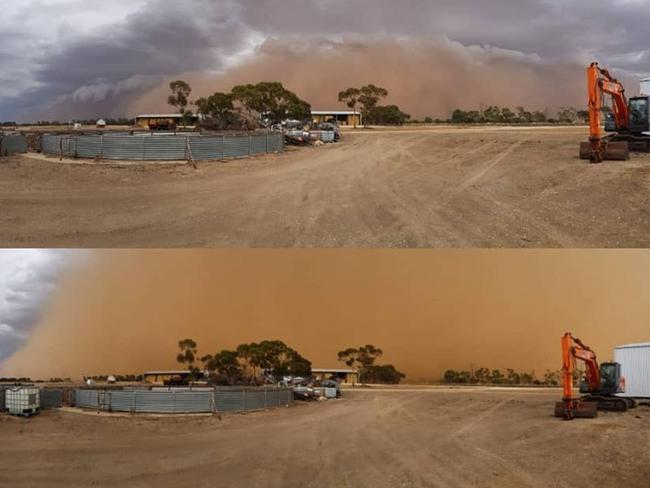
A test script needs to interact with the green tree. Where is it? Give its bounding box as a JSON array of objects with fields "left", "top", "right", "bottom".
[
  {"left": 202, "top": 350, "right": 243, "bottom": 385},
  {"left": 444, "top": 370, "right": 459, "bottom": 383},
  {"left": 367, "top": 105, "right": 411, "bottom": 125},
  {"left": 338, "top": 345, "right": 383, "bottom": 370},
  {"left": 363, "top": 364, "right": 406, "bottom": 384},
  {"left": 176, "top": 339, "right": 199, "bottom": 377},
  {"left": 491, "top": 369, "right": 504, "bottom": 384},
  {"left": 167, "top": 80, "right": 193, "bottom": 125},
  {"left": 474, "top": 367, "right": 492, "bottom": 384},
  {"left": 543, "top": 369, "right": 561, "bottom": 386},
  {"left": 338, "top": 88, "right": 361, "bottom": 128},
  {"left": 195, "top": 92, "right": 237, "bottom": 130},
  {"left": 501, "top": 107, "right": 516, "bottom": 123},
  {"left": 231, "top": 82, "right": 311, "bottom": 124},
  {"left": 358, "top": 84, "right": 389, "bottom": 126}
]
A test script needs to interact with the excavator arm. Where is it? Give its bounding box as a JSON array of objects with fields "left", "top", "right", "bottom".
[
  {"left": 581, "top": 62, "right": 630, "bottom": 162},
  {"left": 561, "top": 332, "right": 600, "bottom": 402}
]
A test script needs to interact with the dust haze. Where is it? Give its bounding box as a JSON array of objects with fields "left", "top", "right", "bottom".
[
  {"left": 2, "top": 250, "right": 650, "bottom": 381},
  {"left": 133, "top": 38, "right": 629, "bottom": 120}
]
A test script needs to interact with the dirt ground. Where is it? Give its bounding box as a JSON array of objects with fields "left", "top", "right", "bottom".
[
  {"left": 2, "top": 126, "right": 650, "bottom": 247},
  {"left": 1, "top": 387, "right": 649, "bottom": 488}
]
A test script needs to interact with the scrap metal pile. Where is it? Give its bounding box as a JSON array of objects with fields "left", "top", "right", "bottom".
[
  {"left": 279, "top": 120, "right": 341, "bottom": 146},
  {"left": 279, "top": 376, "right": 343, "bottom": 401}
]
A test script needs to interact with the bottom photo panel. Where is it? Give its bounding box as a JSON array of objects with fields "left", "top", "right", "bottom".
[{"left": 1, "top": 249, "right": 650, "bottom": 487}]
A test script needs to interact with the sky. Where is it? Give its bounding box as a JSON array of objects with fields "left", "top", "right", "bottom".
[
  {"left": 0, "top": 250, "right": 73, "bottom": 364},
  {"left": 2, "top": 250, "right": 650, "bottom": 382},
  {"left": 2, "top": 0, "right": 650, "bottom": 122}
]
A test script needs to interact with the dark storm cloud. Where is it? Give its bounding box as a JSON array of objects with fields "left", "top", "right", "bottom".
[
  {"left": 0, "top": 251, "right": 71, "bottom": 364},
  {"left": 1, "top": 0, "right": 649, "bottom": 121}
]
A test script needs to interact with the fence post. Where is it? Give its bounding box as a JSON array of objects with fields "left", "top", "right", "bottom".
[
  {"left": 241, "top": 390, "right": 245, "bottom": 412},
  {"left": 222, "top": 135, "right": 226, "bottom": 160},
  {"left": 133, "top": 390, "right": 137, "bottom": 415},
  {"left": 249, "top": 134, "right": 252, "bottom": 156},
  {"left": 266, "top": 132, "right": 269, "bottom": 153},
  {"left": 265, "top": 389, "right": 268, "bottom": 409},
  {"left": 100, "top": 135, "right": 104, "bottom": 160}
]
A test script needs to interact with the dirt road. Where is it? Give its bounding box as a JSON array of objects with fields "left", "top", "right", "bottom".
[
  {"left": 2, "top": 126, "right": 650, "bottom": 247},
  {"left": 1, "top": 388, "right": 648, "bottom": 487}
]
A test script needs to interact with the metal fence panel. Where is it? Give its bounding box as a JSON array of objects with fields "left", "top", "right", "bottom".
[
  {"left": 224, "top": 136, "right": 252, "bottom": 159},
  {"left": 144, "top": 136, "right": 186, "bottom": 160},
  {"left": 102, "top": 136, "right": 145, "bottom": 160},
  {"left": 40, "top": 389, "right": 64, "bottom": 409},
  {"left": 188, "top": 137, "right": 224, "bottom": 160},
  {"left": 75, "top": 389, "right": 99, "bottom": 408},
  {"left": 244, "top": 390, "right": 266, "bottom": 411},
  {"left": 266, "top": 389, "right": 280, "bottom": 407},
  {"left": 215, "top": 390, "right": 246, "bottom": 412},
  {"left": 75, "top": 136, "right": 102, "bottom": 158},
  {"left": 0, "top": 135, "right": 28, "bottom": 156},
  {"left": 73, "top": 388, "right": 291, "bottom": 413},
  {"left": 0, "top": 387, "right": 5, "bottom": 410},
  {"left": 42, "top": 133, "right": 284, "bottom": 161}
]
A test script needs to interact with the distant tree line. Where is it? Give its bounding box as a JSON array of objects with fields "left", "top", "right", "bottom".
[
  {"left": 442, "top": 367, "right": 568, "bottom": 386},
  {"left": 338, "top": 344, "right": 406, "bottom": 384},
  {"left": 447, "top": 106, "right": 589, "bottom": 125}
]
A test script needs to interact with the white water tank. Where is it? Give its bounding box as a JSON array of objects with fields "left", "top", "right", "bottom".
[
  {"left": 614, "top": 343, "right": 650, "bottom": 398},
  {"left": 641, "top": 78, "right": 650, "bottom": 96},
  {"left": 5, "top": 387, "right": 40, "bottom": 416}
]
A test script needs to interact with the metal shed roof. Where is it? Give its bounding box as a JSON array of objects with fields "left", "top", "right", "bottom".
[
  {"left": 136, "top": 114, "right": 184, "bottom": 119},
  {"left": 615, "top": 342, "right": 650, "bottom": 349},
  {"left": 312, "top": 110, "right": 360, "bottom": 115},
  {"left": 312, "top": 368, "right": 358, "bottom": 374}
]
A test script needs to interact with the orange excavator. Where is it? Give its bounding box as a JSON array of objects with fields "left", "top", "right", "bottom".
[
  {"left": 580, "top": 62, "right": 650, "bottom": 162},
  {"left": 554, "top": 332, "right": 636, "bottom": 420}
]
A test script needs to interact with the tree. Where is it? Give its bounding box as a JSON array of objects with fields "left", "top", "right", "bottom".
[
  {"left": 195, "top": 92, "right": 238, "bottom": 130},
  {"left": 176, "top": 339, "right": 199, "bottom": 376},
  {"left": 500, "top": 107, "right": 516, "bottom": 123},
  {"left": 367, "top": 105, "right": 411, "bottom": 125},
  {"left": 338, "top": 88, "right": 361, "bottom": 128},
  {"left": 338, "top": 345, "right": 383, "bottom": 370},
  {"left": 231, "top": 82, "right": 311, "bottom": 124},
  {"left": 363, "top": 365, "right": 406, "bottom": 384},
  {"left": 424, "top": 117, "right": 434, "bottom": 124},
  {"left": 168, "top": 80, "right": 193, "bottom": 125},
  {"left": 358, "top": 84, "right": 389, "bottom": 126},
  {"left": 202, "top": 350, "right": 244, "bottom": 385},
  {"left": 543, "top": 369, "right": 561, "bottom": 386}
]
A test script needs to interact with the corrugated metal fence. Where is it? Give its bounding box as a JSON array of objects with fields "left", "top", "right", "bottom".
[
  {"left": 74, "top": 387, "right": 293, "bottom": 413},
  {"left": 42, "top": 133, "right": 284, "bottom": 161},
  {"left": 0, "top": 134, "right": 28, "bottom": 156}
]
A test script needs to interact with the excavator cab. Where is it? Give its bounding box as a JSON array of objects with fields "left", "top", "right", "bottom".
[
  {"left": 628, "top": 96, "right": 650, "bottom": 134},
  {"left": 579, "top": 362, "right": 624, "bottom": 395}
]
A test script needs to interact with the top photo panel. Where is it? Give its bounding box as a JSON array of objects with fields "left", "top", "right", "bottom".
[{"left": 2, "top": 0, "right": 650, "bottom": 249}]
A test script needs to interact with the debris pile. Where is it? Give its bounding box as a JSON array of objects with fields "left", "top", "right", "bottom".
[
  {"left": 281, "top": 376, "right": 343, "bottom": 401},
  {"left": 279, "top": 120, "right": 341, "bottom": 146}
]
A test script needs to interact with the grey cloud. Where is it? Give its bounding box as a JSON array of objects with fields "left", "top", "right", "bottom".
[
  {"left": 2, "top": 0, "right": 650, "bottom": 121},
  {"left": 0, "top": 251, "right": 72, "bottom": 364}
]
